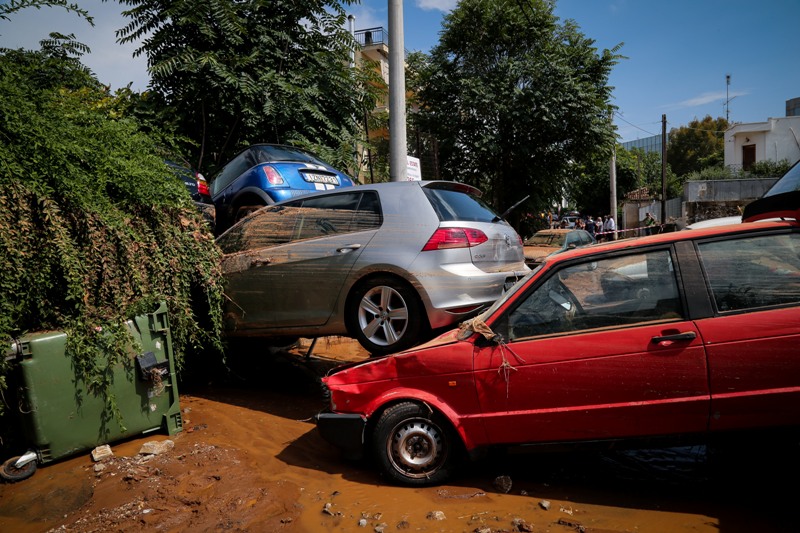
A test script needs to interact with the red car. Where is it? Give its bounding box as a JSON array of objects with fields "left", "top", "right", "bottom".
[{"left": 317, "top": 211, "right": 800, "bottom": 485}]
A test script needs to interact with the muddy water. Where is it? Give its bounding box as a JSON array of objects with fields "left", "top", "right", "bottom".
[{"left": 1, "top": 338, "right": 797, "bottom": 532}]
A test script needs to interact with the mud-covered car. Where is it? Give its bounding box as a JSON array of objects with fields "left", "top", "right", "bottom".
[
  {"left": 217, "top": 180, "right": 528, "bottom": 355},
  {"left": 317, "top": 215, "right": 800, "bottom": 485},
  {"left": 522, "top": 227, "right": 594, "bottom": 268}
]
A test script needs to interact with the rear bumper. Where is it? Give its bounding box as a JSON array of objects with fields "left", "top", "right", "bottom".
[
  {"left": 315, "top": 412, "right": 367, "bottom": 460},
  {"left": 418, "top": 267, "right": 529, "bottom": 329}
]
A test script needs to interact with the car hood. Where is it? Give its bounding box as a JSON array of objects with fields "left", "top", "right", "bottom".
[
  {"left": 323, "top": 329, "right": 463, "bottom": 381},
  {"left": 523, "top": 244, "right": 559, "bottom": 260}
]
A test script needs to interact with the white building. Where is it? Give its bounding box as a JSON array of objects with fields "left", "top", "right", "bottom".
[{"left": 724, "top": 115, "right": 800, "bottom": 171}]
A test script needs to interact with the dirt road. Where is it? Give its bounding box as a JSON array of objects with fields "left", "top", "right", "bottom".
[{"left": 1, "top": 337, "right": 796, "bottom": 532}]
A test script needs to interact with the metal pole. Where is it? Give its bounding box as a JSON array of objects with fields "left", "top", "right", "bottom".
[
  {"left": 661, "top": 114, "right": 667, "bottom": 224},
  {"left": 388, "top": 0, "right": 407, "bottom": 181}
]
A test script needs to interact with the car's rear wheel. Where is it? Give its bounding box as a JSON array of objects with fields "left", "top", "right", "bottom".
[
  {"left": 372, "top": 402, "right": 459, "bottom": 486},
  {"left": 347, "top": 276, "right": 425, "bottom": 356}
]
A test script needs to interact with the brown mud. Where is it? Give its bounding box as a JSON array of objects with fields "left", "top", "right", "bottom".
[{"left": 1, "top": 337, "right": 797, "bottom": 533}]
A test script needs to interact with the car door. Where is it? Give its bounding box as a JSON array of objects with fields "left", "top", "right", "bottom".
[
  {"left": 220, "top": 191, "right": 382, "bottom": 330},
  {"left": 472, "top": 247, "right": 710, "bottom": 446},
  {"left": 693, "top": 230, "right": 800, "bottom": 431}
]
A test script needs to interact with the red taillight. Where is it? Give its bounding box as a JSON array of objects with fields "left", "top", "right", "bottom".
[
  {"left": 197, "top": 177, "right": 210, "bottom": 196},
  {"left": 262, "top": 165, "right": 285, "bottom": 185},
  {"left": 422, "top": 228, "right": 488, "bottom": 251}
]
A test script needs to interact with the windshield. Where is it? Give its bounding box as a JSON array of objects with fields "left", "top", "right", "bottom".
[
  {"left": 524, "top": 232, "right": 565, "bottom": 246},
  {"left": 763, "top": 160, "right": 800, "bottom": 196}
]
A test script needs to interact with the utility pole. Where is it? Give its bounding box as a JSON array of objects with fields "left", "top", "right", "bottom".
[
  {"left": 661, "top": 114, "right": 667, "bottom": 224},
  {"left": 609, "top": 112, "right": 617, "bottom": 239},
  {"left": 609, "top": 144, "right": 617, "bottom": 239},
  {"left": 388, "top": 0, "right": 407, "bottom": 181},
  {"left": 725, "top": 74, "right": 730, "bottom": 123}
]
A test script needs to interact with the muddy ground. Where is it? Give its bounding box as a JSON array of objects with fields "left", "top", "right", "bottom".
[{"left": 1, "top": 337, "right": 798, "bottom": 533}]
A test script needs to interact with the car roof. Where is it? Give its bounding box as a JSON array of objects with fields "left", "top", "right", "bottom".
[
  {"left": 546, "top": 218, "right": 799, "bottom": 265},
  {"left": 270, "top": 180, "right": 483, "bottom": 205}
]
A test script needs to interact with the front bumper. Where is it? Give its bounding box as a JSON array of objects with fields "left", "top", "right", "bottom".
[{"left": 315, "top": 412, "right": 367, "bottom": 460}]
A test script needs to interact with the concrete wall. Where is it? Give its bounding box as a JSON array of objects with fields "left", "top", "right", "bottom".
[{"left": 684, "top": 178, "right": 778, "bottom": 202}]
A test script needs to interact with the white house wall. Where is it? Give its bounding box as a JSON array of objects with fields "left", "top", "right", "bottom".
[{"left": 724, "top": 117, "right": 800, "bottom": 169}]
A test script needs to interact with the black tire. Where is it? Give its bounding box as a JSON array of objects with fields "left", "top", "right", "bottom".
[
  {"left": 372, "top": 402, "right": 459, "bottom": 486},
  {"left": 346, "top": 276, "right": 426, "bottom": 356},
  {"left": 1, "top": 456, "right": 37, "bottom": 482}
]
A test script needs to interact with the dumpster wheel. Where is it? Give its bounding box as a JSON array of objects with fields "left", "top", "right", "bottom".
[{"left": 1, "top": 456, "right": 37, "bottom": 482}]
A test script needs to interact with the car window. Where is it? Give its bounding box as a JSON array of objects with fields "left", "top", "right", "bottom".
[
  {"left": 211, "top": 151, "right": 252, "bottom": 195},
  {"left": 499, "top": 249, "right": 682, "bottom": 340},
  {"left": 251, "top": 145, "right": 323, "bottom": 165},
  {"left": 698, "top": 232, "right": 800, "bottom": 312},
  {"left": 423, "top": 187, "right": 500, "bottom": 222},
  {"left": 564, "top": 233, "right": 580, "bottom": 248},
  {"left": 216, "top": 191, "right": 381, "bottom": 253}
]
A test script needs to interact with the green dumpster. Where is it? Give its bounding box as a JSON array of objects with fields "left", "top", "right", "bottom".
[{"left": 1, "top": 302, "right": 181, "bottom": 481}]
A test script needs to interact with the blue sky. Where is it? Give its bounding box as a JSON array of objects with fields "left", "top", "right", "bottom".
[{"left": 2, "top": 0, "right": 798, "bottom": 142}]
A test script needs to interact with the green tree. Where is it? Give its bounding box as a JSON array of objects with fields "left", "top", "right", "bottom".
[
  {"left": 0, "top": 42, "right": 225, "bottom": 431},
  {"left": 407, "top": 0, "right": 620, "bottom": 227},
  {"left": 666, "top": 115, "right": 729, "bottom": 177},
  {"left": 117, "top": 0, "right": 378, "bottom": 176}
]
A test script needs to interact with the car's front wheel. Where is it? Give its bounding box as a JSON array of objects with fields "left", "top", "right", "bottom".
[
  {"left": 347, "top": 276, "right": 426, "bottom": 356},
  {"left": 372, "top": 402, "right": 459, "bottom": 486}
]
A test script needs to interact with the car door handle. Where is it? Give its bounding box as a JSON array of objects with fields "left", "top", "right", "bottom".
[
  {"left": 336, "top": 244, "right": 362, "bottom": 253},
  {"left": 651, "top": 331, "right": 697, "bottom": 344}
]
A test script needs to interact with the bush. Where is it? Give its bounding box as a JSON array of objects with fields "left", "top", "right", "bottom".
[{"left": 0, "top": 48, "right": 225, "bottom": 433}]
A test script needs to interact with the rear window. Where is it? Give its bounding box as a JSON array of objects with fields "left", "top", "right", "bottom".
[
  {"left": 422, "top": 187, "right": 500, "bottom": 222},
  {"left": 252, "top": 145, "right": 325, "bottom": 165}
]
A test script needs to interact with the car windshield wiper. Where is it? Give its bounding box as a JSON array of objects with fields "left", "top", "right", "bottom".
[{"left": 493, "top": 195, "right": 530, "bottom": 222}]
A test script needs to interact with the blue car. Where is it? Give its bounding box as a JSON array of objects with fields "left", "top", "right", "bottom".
[{"left": 210, "top": 144, "right": 356, "bottom": 234}]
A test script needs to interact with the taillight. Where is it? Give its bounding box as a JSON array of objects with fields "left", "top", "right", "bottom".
[
  {"left": 196, "top": 177, "right": 210, "bottom": 196},
  {"left": 422, "top": 228, "right": 488, "bottom": 251},
  {"left": 262, "top": 165, "right": 285, "bottom": 185}
]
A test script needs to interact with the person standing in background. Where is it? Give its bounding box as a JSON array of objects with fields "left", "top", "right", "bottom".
[{"left": 604, "top": 214, "right": 616, "bottom": 241}]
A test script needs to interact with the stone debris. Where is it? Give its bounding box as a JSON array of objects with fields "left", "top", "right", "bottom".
[
  {"left": 138, "top": 439, "right": 174, "bottom": 456},
  {"left": 358, "top": 518, "right": 368, "bottom": 527},
  {"left": 373, "top": 522, "right": 387, "bottom": 532},
  {"left": 91, "top": 444, "right": 114, "bottom": 462},
  {"left": 511, "top": 517, "right": 534, "bottom": 532},
  {"left": 426, "top": 510, "right": 446, "bottom": 521},
  {"left": 473, "top": 527, "right": 492, "bottom": 533},
  {"left": 556, "top": 517, "right": 586, "bottom": 532},
  {"left": 539, "top": 499, "right": 551, "bottom": 510},
  {"left": 493, "top": 475, "right": 513, "bottom": 493},
  {"left": 322, "top": 502, "right": 335, "bottom": 516}
]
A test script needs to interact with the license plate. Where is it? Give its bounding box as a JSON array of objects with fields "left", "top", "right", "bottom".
[{"left": 303, "top": 173, "right": 339, "bottom": 185}]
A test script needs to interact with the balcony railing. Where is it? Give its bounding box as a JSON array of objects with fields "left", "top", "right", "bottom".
[{"left": 355, "top": 27, "right": 387, "bottom": 48}]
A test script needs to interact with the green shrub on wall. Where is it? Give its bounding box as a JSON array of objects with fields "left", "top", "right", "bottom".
[{"left": 0, "top": 48, "right": 225, "bottom": 428}]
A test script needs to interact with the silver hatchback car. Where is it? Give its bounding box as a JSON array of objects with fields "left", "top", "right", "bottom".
[{"left": 216, "top": 180, "right": 529, "bottom": 355}]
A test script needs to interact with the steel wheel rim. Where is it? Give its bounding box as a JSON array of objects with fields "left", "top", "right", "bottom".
[
  {"left": 357, "top": 285, "right": 409, "bottom": 347},
  {"left": 386, "top": 418, "right": 446, "bottom": 479}
]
